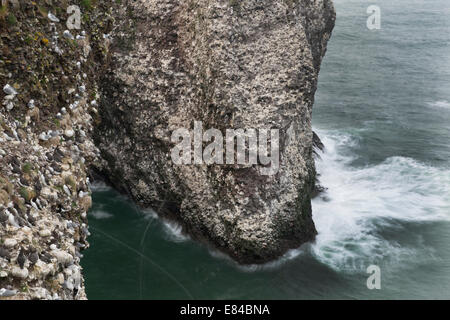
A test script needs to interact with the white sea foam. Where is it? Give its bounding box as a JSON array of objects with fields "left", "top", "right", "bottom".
[
  {"left": 90, "top": 210, "right": 114, "bottom": 220},
  {"left": 205, "top": 245, "right": 306, "bottom": 272},
  {"left": 143, "top": 209, "right": 189, "bottom": 243},
  {"left": 162, "top": 221, "right": 189, "bottom": 243},
  {"left": 90, "top": 181, "right": 112, "bottom": 192},
  {"left": 311, "top": 129, "right": 450, "bottom": 272},
  {"left": 428, "top": 100, "right": 450, "bottom": 109},
  {"left": 235, "top": 248, "right": 306, "bottom": 272}
]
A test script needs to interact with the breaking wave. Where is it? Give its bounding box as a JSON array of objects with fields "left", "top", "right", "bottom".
[{"left": 311, "top": 129, "right": 450, "bottom": 272}]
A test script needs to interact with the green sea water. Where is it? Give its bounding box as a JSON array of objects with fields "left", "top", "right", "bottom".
[{"left": 82, "top": 0, "right": 450, "bottom": 299}]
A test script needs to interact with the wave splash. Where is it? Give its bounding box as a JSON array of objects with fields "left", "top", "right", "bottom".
[
  {"left": 143, "top": 209, "right": 190, "bottom": 243},
  {"left": 311, "top": 129, "right": 450, "bottom": 272}
]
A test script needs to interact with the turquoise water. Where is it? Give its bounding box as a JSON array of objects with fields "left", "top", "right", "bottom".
[{"left": 82, "top": 0, "right": 450, "bottom": 299}]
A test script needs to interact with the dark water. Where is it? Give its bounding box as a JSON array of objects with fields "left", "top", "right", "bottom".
[{"left": 82, "top": 0, "right": 450, "bottom": 299}]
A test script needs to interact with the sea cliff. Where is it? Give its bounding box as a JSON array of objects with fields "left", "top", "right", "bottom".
[{"left": 0, "top": 0, "right": 334, "bottom": 299}]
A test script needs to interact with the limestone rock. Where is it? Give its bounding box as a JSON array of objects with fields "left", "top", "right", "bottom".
[{"left": 95, "top": 0, "right": 335, "bottom": 264}]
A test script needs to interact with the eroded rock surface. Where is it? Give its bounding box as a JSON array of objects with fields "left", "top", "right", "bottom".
[
  {"left": 0, "top": 1, "right": 114, "bottom": 299},
  {"left": 1, "top": 0, "right": 334, "bottom": 300},
  {"left": 95, "top": 0, "right": 335, "bottom": 263}
]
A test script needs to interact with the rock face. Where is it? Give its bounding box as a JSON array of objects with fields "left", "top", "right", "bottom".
[
  {"left": 1, "top": 0, "right": 334, "bottom": 300},
  {"left": 95, "top": 0, "right": 335, "bottom": 263},
  {"left": 0, "top": 1, "right": 113, "bottom": 299}
]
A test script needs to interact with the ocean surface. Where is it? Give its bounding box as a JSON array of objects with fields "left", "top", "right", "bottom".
[{"left": 82, "top": 0, "right": 450, "bottom": 299}]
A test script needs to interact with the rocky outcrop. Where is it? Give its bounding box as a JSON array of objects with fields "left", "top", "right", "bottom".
[
  {"left": 95, "top": 0, "right": 335, "bottom": 264},
  {"left": 0, "top": 0, "right": 334, "bottom": 300}
]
